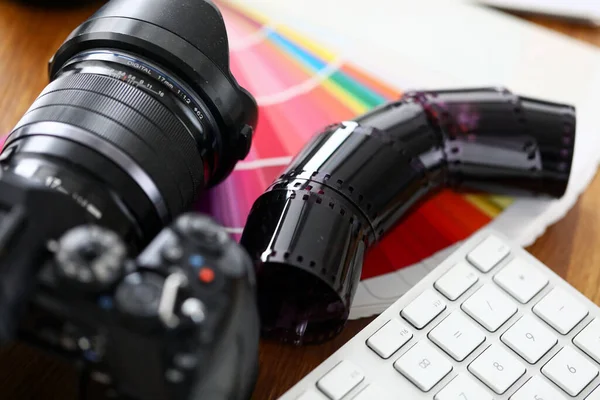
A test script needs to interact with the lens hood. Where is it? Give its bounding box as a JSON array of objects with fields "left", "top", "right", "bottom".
[{"left": 48, "top": 0, "right": 258, "bottom": 184}]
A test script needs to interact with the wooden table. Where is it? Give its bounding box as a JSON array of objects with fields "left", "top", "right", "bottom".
[{"left": 1, "top": 1, "right": 600, "bottom": 399}]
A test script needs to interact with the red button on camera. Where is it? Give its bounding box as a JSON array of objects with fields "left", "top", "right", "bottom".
[{"left": 198, "top": 267, "right": 215, "bottom": 284}]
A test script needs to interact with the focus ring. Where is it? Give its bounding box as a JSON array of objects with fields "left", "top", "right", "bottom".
[
  {"left": 26, "top": 89, "right": 196, "bottom": 204},
  {"left": 39, "top": 73, "right": 204, "bottom": 191},
  {"left": 12, "top": 105, "right": 184, "bottom": 217}
]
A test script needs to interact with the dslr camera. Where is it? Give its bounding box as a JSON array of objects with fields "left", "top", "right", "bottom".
[{"left": 0, "top": 0, "right": 259, "bottom": 399}]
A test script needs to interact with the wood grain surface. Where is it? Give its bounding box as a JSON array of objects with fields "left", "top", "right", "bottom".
[{"left": 0, "top": 1, "right": 599, "bottom": 399}]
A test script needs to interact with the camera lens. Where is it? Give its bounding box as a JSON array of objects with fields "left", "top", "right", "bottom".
[{"left": 0, "top": 0, "right": 257, "bottom": 247}]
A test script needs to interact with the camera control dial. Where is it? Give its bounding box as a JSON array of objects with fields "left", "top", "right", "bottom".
[{"left": 54, "top": 225, "right": 127, "bottom": 291}]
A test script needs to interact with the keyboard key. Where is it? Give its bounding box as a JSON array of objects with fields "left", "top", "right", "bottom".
[
  {"left": 316, "top": 360, "right": 364, "bottom": 400},
  {"left": 493, "top": 257, "right": 548, "bottom": 303},
  {"left": 297, "top": 389, "right": 327, "bottom": 400},
  {"left": 428, "top": 312, "right": 486, "bottom": 361},
  {"left": 351, "top": 384, "right": 391, "bottom": 400},
  {"left": 533, "top": 288, "right": 588, "bottom": 334},
  {"left": 541, "top": 346, "right": 598, "bottom": 396},
  {"left": 466, "top": 235, "right": 510, "bottom": 272},
  {"left": 366, "top": 318, "right": 412, "bottom": 359},
  {"left": 501, "top": 315, "right": 557, "bottom": 363},
  {"left": 511, "top": 375, "right": 567, "bottom": 400},
  {"left": 587, "top": 385, "right": 600, "bottom": 399},
  {"left": 574, "top": 319, "right": 600, "bottom": 364},
  {"left": 468, "top": 344, "right": 526, "bottom": 394},
  {"left": 394, "top": 341, "right": 453, "bottom": 392},
  {"left": 461, "top": 284, "right": 517, "bottom": 332},
  {"left": 434, "top": 374, "right": 493, "bottom": 400},
  {"left": 401, "top": 289, "right": 447, "bottom": 329},
  {"left": 434, "top": 261, "right": 479, "bottom": 301}
]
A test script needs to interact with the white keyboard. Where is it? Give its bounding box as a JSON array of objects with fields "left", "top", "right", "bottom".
[{"left": 281, "top": 228, "right": 600, "bottom": 400}]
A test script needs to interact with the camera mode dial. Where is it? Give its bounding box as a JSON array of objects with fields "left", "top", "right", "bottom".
[
  {"left": 54, "top": 225, "right": 127, "bottom": 291},
  {"left": 175, "top": 214, "right": 229, "bottom": 256}
]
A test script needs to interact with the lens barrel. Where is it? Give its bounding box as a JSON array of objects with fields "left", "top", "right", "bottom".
[
  {"left": 1, "top": 0, "right": 257, "bottom": 245},
  {"left": 49, "top": 0, "right": 258, "bottom": 183}
]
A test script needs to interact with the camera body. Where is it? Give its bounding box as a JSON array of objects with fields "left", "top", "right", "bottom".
[
  {"left": 0, "top": 0, "right": 261, "bottom": 397},
  {"left": 0, "top": 170, "right": 259, "bottom": 400}
]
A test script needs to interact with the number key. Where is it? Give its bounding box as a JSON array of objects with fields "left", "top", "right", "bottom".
[
  {"left": 511, "top": 376, "right": 566, "bottom": 400},
  {"left": 542, "top": 346, "right": 598, "bottom": 396},
  {"left": 434, "top": 374, "right": 493, "bottom": 400},
  {"left": 501, "top": 315, "right": 557, "bottom": 363},
  {"left": 468, "top": 344, "right": 526, "bottom": 394}
]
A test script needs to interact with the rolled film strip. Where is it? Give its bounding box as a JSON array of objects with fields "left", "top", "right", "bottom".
[{"left": 240, "top": 88, "right": 575, "bottom": 343}]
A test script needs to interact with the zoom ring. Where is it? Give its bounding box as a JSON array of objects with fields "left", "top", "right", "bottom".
[
  {"left": 12, "top": 73, "right": 207, "bottom": 217},
  {"left": 13, "top": 102, "right": 183, "bottom": 217},
  {"left": 40, "top": 73, "right": 205, "bottom": 192}
]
